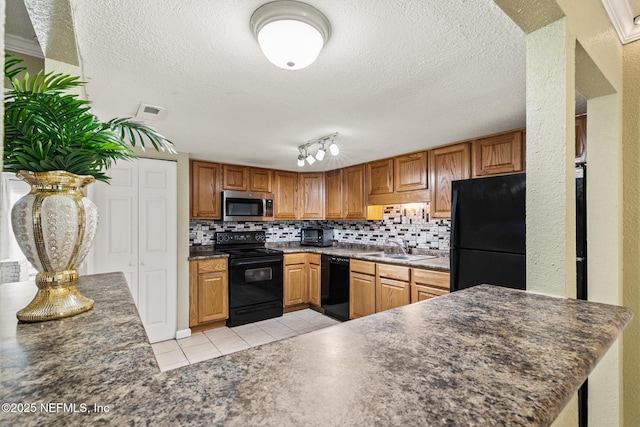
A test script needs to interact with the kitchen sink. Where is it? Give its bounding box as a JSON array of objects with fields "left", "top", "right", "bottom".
[{"left": 363, "top": 253, "right": 436, "bottom": 261}]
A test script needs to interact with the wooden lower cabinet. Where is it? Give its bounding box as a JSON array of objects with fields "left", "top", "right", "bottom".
[
  {"left": 349, "top": 259, "right": 376, "bottom": 319},
  {"left": 284, "top": 253, "right": 307, "bottom": 307},
  {"left": 189, "top": 258, "right": 228, "bottom": 328},
  {"left": 376, "top": 263, "right": 410, "bottom": 312},
  {"left": 377, "top": 277, "right": 410, "bottom": 312},
  {"left": 284, "top": 253, "right": 322, "bottom": 309},
  {"left": 307, "top": 254, "right": 321, "bottom": 306},
  {"left": 411, "top": 268, "right": 450, "bottom": 303}
]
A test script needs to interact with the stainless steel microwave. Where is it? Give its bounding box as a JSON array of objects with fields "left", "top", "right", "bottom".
[
  {"left": 301, "top": 228, "right": 334, "bottom": 247},
  {"left": 222, "top": 190, "right": 274, "bottom": 222}
]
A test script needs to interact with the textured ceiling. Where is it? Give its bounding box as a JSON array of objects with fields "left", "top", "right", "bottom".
[
  {"left": 65, "top": 0, "right": 531, "bottom": 172},
  {"left": 631, "top": 0, "right": 640, "bottom": 17},
  {"left": 16, "top": 0, "right": 533, "bottom": 172}
]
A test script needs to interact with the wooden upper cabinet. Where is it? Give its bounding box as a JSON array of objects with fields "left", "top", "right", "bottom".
[
  {"left": 274, "top": 170, "right": 298, "bottom": 219},
  {"left": 395, "top": 151, "right": 428, "bottom": 192},
  {"left": 299, "top": 173, "right": 324, "bottom": 219},
  {"left": 367, "top": 159, "right": 394, "bottom": 195},
  {"left": 249, "top": 168, "right": 273, "bottom": 193},
  {"left": 325, "top": 169, "right": 343, "bottom": 219},
  {"left": 190, "top": 160, "right": 222, "bottom": 219},
  {"left": 343, "top": 165, "right": 367, "bottom": 220},
  {"left": 472, "top": 131, "right": 524, "bottom": 177},
  {"left": 223, "top": 165, "right": 248, "bottom": 191},
  {"left": 429, "top": 143, "right": 471, "bottom": 219},
  {"left": 575, "top": 115, "right": 587, "bottom": 164}
]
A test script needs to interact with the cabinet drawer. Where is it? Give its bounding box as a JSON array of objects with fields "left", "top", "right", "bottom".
[
  {"left": 198, "top": 258, "right": 227, "bottom": 274},
  {"left": 306, "top": 253, "right": 321, "bottom": 265},
  {"left": 377, "top": 263, "right": 410, "bottom": 282},
  {"left": 285, "top": 253, "right": 306, "bottom": 265},
  {"left": 412, "top": 268, "right": 450, "bottom": 289},
  {"left": 350, "top": 259, "right": 376, "bottom": 275}
]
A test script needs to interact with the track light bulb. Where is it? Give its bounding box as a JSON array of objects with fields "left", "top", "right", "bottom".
[
  {"left": 315, "top": 147, "right": 326, "bottom": 161},
  {"left": 329, "top": 141, "right": 339, "bottom": 156},
  {"left": 297, "top": 154, "right": 305, "bottom": 167},
  {"left": 306, "top": 152, "right": 316, "bottom": 165}
]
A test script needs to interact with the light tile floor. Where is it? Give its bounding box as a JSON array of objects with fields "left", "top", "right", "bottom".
[{"left": 151, "top": 309, "right": 341, "bottom": 371}]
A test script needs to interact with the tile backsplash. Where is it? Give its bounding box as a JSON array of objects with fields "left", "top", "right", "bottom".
[{"left": 190, "top": 204, "right": 451, "bottom": 250}]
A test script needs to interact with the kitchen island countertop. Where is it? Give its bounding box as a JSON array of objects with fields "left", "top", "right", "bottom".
[{"left": 0, "top": 272, "right": 631, "bottom": 426}]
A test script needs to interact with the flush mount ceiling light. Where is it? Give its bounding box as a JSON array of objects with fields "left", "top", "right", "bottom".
[
  {"left": 297, "top": 132, "right": 339, "bottom": 167},
  {"left": 250, "top": 1, "right": 331, "bottom": 70}
]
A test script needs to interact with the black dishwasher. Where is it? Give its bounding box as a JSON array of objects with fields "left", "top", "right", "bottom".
[{"left": 320, "top": 255, "right": 350, "bottom": 321}]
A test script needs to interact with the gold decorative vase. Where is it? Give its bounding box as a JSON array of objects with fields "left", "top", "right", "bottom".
[{"left": 10, "top": 170, "right": 99, "bottom": 322}]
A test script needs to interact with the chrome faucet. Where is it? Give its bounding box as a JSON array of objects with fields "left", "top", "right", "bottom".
[{"left": 386, "top": 238, "right": 407, "bottom": 255}]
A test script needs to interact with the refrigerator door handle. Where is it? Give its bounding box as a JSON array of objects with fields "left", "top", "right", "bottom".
[
  {"left": 450, "top": 185, "right": 460, "bottom": 291},
  {"left": 450, "top": 186, "right": 459, "bottom": 249}
]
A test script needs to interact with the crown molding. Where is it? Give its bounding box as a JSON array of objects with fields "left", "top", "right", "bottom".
[
  {"left": 5, "top": 33, "right": 44, "bottom": 58},
  {"left": 601, "top": 0, "right": 640, "bottom": 44}
]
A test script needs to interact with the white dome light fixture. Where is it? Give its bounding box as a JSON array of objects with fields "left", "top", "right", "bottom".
[{"left": 251, "top": 1, "right": 331, "bottom": 70}]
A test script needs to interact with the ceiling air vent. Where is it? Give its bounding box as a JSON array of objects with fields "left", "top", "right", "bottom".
[{"left": 135, "top": 103, "right": 167, "bottom": 121}]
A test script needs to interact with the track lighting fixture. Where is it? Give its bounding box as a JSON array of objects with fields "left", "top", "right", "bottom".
[{"left": 296, "top": 132, "right": 339, "bottom": 167}]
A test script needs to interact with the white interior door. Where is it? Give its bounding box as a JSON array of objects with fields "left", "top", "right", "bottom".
[
  {"left": 137, "top": 158, "right": 177, "bottom": 342},
  {"left": 91, "top": 163, "right": 139, "bottom": 298},
  {"left": 90, "top": 158, "right": 177, "bottom": 343}
]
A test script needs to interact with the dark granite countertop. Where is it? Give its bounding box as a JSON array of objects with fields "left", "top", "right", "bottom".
[
  {"left": 188, "top": 245, "right": 228, "bottom": 261},
  {"left": 189, "top": 243, "right": 450, "bottom": 271},
  {"left": 0, "top": 273, "right": 631, "bottom": 426}
]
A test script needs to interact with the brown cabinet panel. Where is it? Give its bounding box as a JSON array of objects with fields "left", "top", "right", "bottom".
[
  {"left": 367, "top": 159, "right": 394, "bottom": 195},
  {"left": 376, "top": 277, "right": 410, "bottom": 312},
  {"left": 575, "top": 115, "right": 587, "bottom": 164},
  {"left": 412, "top": 268, "right": 450, "bottom": 290},
  {"left": 284, "top": 263, "right": 306, "bottom": 306},
  {"left": 299, "top": 172, "right": 324, "bottom": 219},
  {"left": 350, "top": 271, "right": 376, "bottom": 319},
  {"left": 350, "top": 259, "right": 376, "bottom": 275},
  {"left": 411, "top": 284, "right": 448, "bottom": 303},
  {"left": 377, "top": 263, "right": 410, "bottom": 282},
  {"left": 189, "top": 259, "right": 228, "bottom": 328},
  {"left": 325, "top": 169, "right": 343, "bottom": 219},
  {"left": 429, "top": 143, "right": 471, "bottom": 219},
  {"left": 249, "top": 168, "right": 273, "bottom": 193},
  {"left": 472, "top": 131, "right": 523, "bottom": 177},
  {"left": 198, "top": 272, "right": 228, "bottom": 324},
  {"left": 307, "top": 254, "right": 321, "bottom": 306},
  {"left": 284, "top": 253, "right": 306, "bottom": 265},
  {"left": 343, "top": 165, "right": 367, "bottom": 219},
  {"left": 190, "top": 160, "right": 222, "bottom": 219},
  {"left": 395, "top": 152, "right": 428, "bottom": 192},
  {"left": 223, "top": 165, "right": 248, "bottom": 191},
  {"left": 274, "top": 170, "right": 298, "bottom": 219}
]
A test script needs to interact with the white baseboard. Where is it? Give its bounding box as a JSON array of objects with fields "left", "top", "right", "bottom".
[{"left": 175, "top": 329, "right": 191, "bottom": 340}]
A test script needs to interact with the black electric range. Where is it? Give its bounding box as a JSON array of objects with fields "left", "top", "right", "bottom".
[{"left": 215, "top": 231, "right": 283, "bottom": 327}]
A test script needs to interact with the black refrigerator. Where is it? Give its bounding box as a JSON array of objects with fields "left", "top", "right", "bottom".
[
  {"left": 450, "top": 173, "right": 526, "bottom": 292},
  {"left": 450, "top": 167, "right": 588, "bottom": 426}
]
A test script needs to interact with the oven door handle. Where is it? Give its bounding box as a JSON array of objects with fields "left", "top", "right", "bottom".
[{"left": 230, "top": 256, "right": 283, "bottom": 267}]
